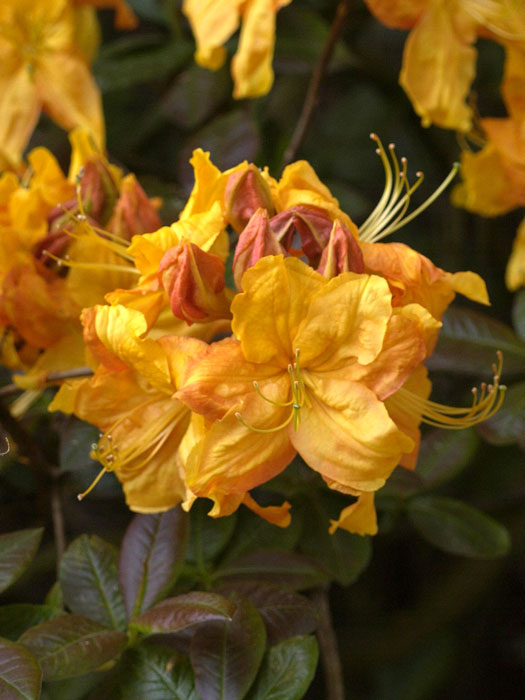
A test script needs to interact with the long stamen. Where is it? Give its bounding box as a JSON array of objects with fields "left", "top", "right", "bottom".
[
  {"left": 77, "top": 434, "right": 117, "bottom": 501},
  {"left": 358, "top": 133, "right": 459, "bottom": 243},
  {"left": 236, "top": 349, "right": 308, "bottom": 432},
  {"left": 57, "top": 205, "right": 135, "bottom": 262},
  {"left": 394, "top": 352, "right": 506, "bottom": 430},
  {"left": 41, "top": 249, "right": 140, "bottom": 275}
]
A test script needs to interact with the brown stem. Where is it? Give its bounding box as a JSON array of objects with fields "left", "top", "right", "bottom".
[
  {"left": 0, "top": 398, "right": 66, "bottom": 569},
  {"left": 281, "top": 0, "right": 351, "bottom": 167},
  {"left": 0, "top": 366, "right": 93, "bottom": 398},
  {"left": 312, "top": 587, "right": 345, "bottom": 700}
]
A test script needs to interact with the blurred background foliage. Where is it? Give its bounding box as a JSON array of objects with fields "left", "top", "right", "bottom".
[{"left": 2, "top": 0, "right": 525, "bottom": 698}]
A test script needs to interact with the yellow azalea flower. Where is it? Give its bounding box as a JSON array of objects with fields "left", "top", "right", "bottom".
[
  {"left": 50, "top": 305, "right": 201, "bottom": 511},
  {"left": 364, "top": 0, "right": 525, "bottom": 131},
  {"left": 182, "top": 0, "right": 292, "bottom": 99},
  {"left": 506, "top": 217, "right": 525, "bottom": 290},
  {"left": 176, "top": 255, "right": 432, "bottom": 522},
  {"left": 0, "top": 0, "right": 104, "bottom": 169}
]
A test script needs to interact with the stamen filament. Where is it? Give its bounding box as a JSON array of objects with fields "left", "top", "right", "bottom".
[
  {"left": 358, "top": 134, "right": 459, "bottom": 243},
  {"left": 42, "top": 249, "right": 140, "bottom": 275},
  {"left": 77, "top": 464, "right": 112, "bottom": 501},
  {"left": 235, "top": 409, "right": 295, "bottom": 433}
]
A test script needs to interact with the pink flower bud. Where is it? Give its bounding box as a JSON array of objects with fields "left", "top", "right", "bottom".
[
  {"left": 269, "top": 205, "right": 334, "bottom": 263},
  {"left": 233, "top": 209, "right": 284, "bottom": 289},
  {"left": 225, "top": 165, "right": 275, "bottom": 232},
  {"left": 317, "top": 220, "right": 365, "bottom": 278},
  {"left": 108, "top": 174, "right": 162, "bottom": 240}
]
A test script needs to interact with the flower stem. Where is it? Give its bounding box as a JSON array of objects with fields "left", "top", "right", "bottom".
[
  {"left": 0, "top": 366, "right": 94, "bottom": 398},
  {"left": 281, "top": 0, "right": 351, "bottom": 168},
  {"left": 312, "top": 586, "right": 345, "bottom": 700}
]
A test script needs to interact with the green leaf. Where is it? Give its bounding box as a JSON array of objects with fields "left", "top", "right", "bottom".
[
  {"left": 213, "top": 550, "right": 327, "bottom": 591},
  {"left": 59, "top": 535, "right": 126, "bottom": 632},
  {"left": 0, "top": 605, "right": 63, "bottom": 642},
  {"left": 427, "top": 307, "right": 525, "bottom": 377},
  {"left": 416, "top": 428, "right": 480, "bottom": 488},
  {"left": 162, "top": 64, "right": 231, "bottom": 130},
  {"left": 221, "top": 508, "right": 302, "bottom": 564},
  {"left": 190, "top": 596, "right": 266, "bottom": 700},
  {"left": 0, "top": 636, "right": 42, "bottom": 699},
  {"left": 20, "top": 614, "right": 127, "bottom": 681},
  {"left": 59, "top": 418, "right": 99, "bottom": 473},
  {"left": 216, "top": 582, "right": 317, "bottom": 645},
  {"left": 0, "top": 528, "right": 43, "bottom": 594},
  {"left": 44, "top": 583, "right": 63, "bottom": 610},
  {"left": 130, "top": 592, "right": 236, "bottom": 635},
  {"left": 186, "top": 501, "right": 237, "bottom": 567},
  {"left": 114, "top": 643, "right": 200, "bottom": 700},
  {"left": 246, "top": 636, "right": 319, "bottom": 700},
  {"left": 298, "top": 492, "right": 372, "bottom": 586},
  {"left": 512, "top": 289, "right": 525, "bottom": 341},
  {"left": 477, "top": 381, "right": 525, "bottom": 447},
  {"left": 94, "top": 36, "right": 192, "bottom": 92},
  {"left": 119, "top": 508, "right": 189, "bottom": 620},
  {"left": 407, "top": 496, "right": 511, "bottom": 558}
]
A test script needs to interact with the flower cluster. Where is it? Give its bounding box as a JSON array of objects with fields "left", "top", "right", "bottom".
[{"left": 34, "top": 136, "right": 505, "bottom": 536}]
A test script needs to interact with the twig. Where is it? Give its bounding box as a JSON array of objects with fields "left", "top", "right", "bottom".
[
  {"left": 0, "top": 398, "right": 66, "bottom": 570},
  {"left": 281, "top": 0, "right": 351, "bottom": 167},
  {"left": 312, "top": 586, "right": 345, "bottom": 700},
  {"left": 0, "top": 366, "right": 94, "bottom": 398}
]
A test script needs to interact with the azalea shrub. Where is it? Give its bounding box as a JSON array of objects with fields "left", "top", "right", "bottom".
[{"left": 1, "top": 1, "right": 524, "bottom": 699}]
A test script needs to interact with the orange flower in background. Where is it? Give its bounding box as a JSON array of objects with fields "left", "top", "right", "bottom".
[
  {"left": 0, "top": 0, "right": 104, "bottom": 170},
  {"left": 364, "top": 0, "right": 525, "bottom": 132},
  {"left": 182, "top": 0, "right": 293, "bottom": 99}
]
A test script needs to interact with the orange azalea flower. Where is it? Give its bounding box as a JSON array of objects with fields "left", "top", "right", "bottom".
[
  {"left": 0, "top": 0, "right": 105, "bottom": 170},
  {"left": 364, "top": 0, "right": 525, "bottom": 131},
  {"left": 176, "top": 255, "right": 436, "bottom": 528},
  {"left": 182, "top": 0, "right": 292, "bottom": 99}
]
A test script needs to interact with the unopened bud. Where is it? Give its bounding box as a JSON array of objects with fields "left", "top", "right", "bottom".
[
  {"left": 159, "top": 240, "right": 232, "bottom": 325},
  {"left": 233, "top": 209, "right": 284, "bottom": 289},
  {"left": 108, "top": 174, "right": 162, "bottom": 240},
  {"left": 317, "top": 220, "right": 364, "bottom": 278},
  {"left": 79, "top": 159, "right": 119, "bottom": 224},
  {"left": 269, "top": 205, "right": 334, "bottom": 263},
  {"left": 225, "top": 165, "right": 275, "bottom": 233}
]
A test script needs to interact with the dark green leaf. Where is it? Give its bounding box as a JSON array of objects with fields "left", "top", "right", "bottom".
[
  {"left": 119, "top": 508, "right": 189, "bottom": 619},
  {"left": 216, "top": 582, "right": 317, "bottom": 645},
  {"left": 59, "top": 536, "right": 126, "bottom": 632},
  {"left": 20, "top": 615, "right": 127, "bottom": 681},
  {"left": 190, "top": 596, "right": 266, "bottom": 700},
  {"left": 114, "top": 643, "right": 200, "bottom": 700},
  {"left": 44, "top": 583, "right": 63, "bottom": 610},
  {"left": 246, "top": 636, "right": 319, "bottom": 700},
  {"left": 0, "top": 636, "right": 42, "bottom": 700},
  {"left": 298, "top": 492, "right": 372, "bottom": 586},
  {"left": 94, "top": 37, "right": 192, "bottom": 92},
  {"left": 59, "top": 418, "right": 99, "bottom": 473},
  {"left": 162, "top": 64, "right": 231, "bottom": 130},
  {"left": 408, "top": 496, "right": 511, "bottom": 558},
  {"left": 416, "top": 428, "right": 479, "bottom": 488},
  {"left": 427, "top": 307, "right": 525, "bottom": 377},
  {"left": 0, "top": 605, "right": 63, "bottom": 642},
  {"left": 213, "top": 550, "right": 327, "bottom": 591},
  {"left": 512, "top": 288, "right": 525, "bottom": 341},
  {"left": 477, "top": 382, "right": 525, "bottom": 447},
  {"left": 0, "top": 528, "right": 43, "bottom": 594},
  {"left": 131, "top": 592, "right": 236, "bottom": 635},
  {"left": 221, "top": 508, "right": 302, "bottom": 564},
  {"left": 186, "top": 501, "right": 237, "bottom": 567}
]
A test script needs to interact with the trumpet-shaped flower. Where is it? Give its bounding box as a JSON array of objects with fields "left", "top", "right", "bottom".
[
  {"left": 0, "top": 0, "right": 105, "bottom": 169},
  {"left": 182, "top": 0, "right": 292, "bottom": 99}
]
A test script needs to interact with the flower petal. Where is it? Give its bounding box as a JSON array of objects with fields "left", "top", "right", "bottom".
[{"left": 328, "top": 493, "right": 378, "bottom": 536}]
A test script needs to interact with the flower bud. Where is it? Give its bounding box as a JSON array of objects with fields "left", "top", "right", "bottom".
[
  {"left": 79, "top": 159, "right": 119, "bottom": 225},
  {"left": 317, "top": 220, "right": 364, "bottom": 278},
  {"left": 159, "top": 240, "right": 232, "bottom": 325},
  {"left": 233, "top": 209, "right": 284, "bottom": 290},
  {"left": 269, "top": 205, "right": 334, "bottom": 263},
  {"left": 108, "top": 174, "right": 162, "bottom": 240},
  {"left": 225, "top": 165, "right": 275, "bottom": 233}
]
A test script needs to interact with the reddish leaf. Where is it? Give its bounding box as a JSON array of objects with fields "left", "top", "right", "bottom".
[{"left": 131, "top": 592, "right": 236, "bottom": 635}]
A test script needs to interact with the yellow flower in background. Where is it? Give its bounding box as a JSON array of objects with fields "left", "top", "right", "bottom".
[
  {"left": 0, "top": 0, "right": 104, "bottom": 169},
  {"left": 364, "top": 0, "right": 525, "bottom": 132},
  {"left": 182, "top": 0, "right": 292, "bottom": 99}
]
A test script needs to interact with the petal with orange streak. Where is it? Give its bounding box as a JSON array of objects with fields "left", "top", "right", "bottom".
[
  {"left": 232, "top": 255, "right": 324, "bottom": 367},
  {"left": 291, "top": 376, "right": 414, "bottom": 491},
  {"left": 293, "top": 272, "right": 392, "bottom": 369}
]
